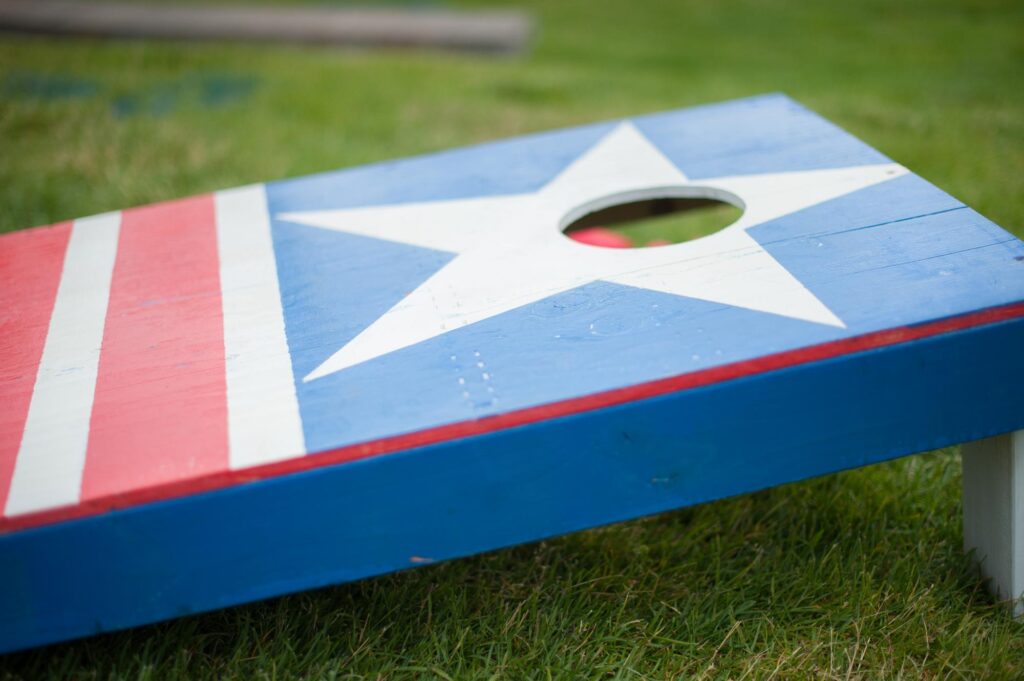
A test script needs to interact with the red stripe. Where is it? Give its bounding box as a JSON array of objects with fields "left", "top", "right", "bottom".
[
  {"left": 3, "top": 299, "right": 1023, "bottom": 533},
  {"left": 0, "top": 223, "right": 73, "bottom": 511},
  {"left": 80, "top": 196, "right": 228, "bottom": 501}
]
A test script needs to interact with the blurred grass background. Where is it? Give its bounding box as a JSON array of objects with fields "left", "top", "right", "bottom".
[{"left": 1, "top": 0, "right": 1023, "bottom": 677}]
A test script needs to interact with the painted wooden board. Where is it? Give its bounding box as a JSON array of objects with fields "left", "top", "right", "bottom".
[
  {"left": 0, "top": 1, "right": 532, "bottom": 54},
  {"left": 1, "top": 94, "right": 1023, "bottom": 653}
]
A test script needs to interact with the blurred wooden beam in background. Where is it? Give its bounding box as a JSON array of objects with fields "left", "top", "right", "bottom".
[{"left": 0, "top": 1, "right": 532, "bottom": 54}]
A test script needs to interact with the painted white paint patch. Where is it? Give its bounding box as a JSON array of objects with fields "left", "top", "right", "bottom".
[
  {"left": 5, "top": 212, "right": 121, "bottom": 516},
  {"left": 216, "top": 185, "right": 306, "bottom": 469}
]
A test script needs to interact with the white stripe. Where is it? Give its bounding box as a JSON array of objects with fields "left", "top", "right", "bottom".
[
  {"left": 216, "top": 185, "right": 306, "bottom": 469},
  {"left": 5, "top": 212, "right": 120, "bottom": 516}
]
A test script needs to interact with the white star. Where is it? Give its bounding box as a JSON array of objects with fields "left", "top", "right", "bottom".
[{"left": 279, "top": 122, "right": 907, "bottom": 381}]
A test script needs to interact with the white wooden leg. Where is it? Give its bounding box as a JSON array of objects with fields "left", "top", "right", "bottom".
[{"left": 962, "top": 430, "right": 1024, "bottom": 616}]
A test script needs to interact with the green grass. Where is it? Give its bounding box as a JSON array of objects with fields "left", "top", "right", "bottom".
[
  {"left": 568, "top": 201, "right": 746, "bottom": 247},
  {"left": 1, "top": 0, "right": 1023, "bottom": 677}
]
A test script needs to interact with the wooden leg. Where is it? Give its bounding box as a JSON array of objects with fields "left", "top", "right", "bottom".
[{"left": 962, "top": 430, "right": 1024, "bottom": 616}]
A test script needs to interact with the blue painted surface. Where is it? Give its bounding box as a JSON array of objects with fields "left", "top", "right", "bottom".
[
  {"left": 633, "top": 94, "right": 892, "bottom": 178},
  {"left": 753, "top": 174, "right": 1023, "bottom": 329},
  {"left": 2, "top": 315, "right": 1023, "bottom": 654},
  {"left": 268, "top": 118, "right": 614, "bottom": 211},
  {"left": 265, "top": 95, "right": 1024, "bottom": 453}
]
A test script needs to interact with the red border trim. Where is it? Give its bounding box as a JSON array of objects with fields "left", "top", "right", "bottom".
[{"left": 4, "top": 301, "right": 1024, "bottom": 534}]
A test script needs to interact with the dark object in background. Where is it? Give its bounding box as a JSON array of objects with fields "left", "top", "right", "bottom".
[{"left": 0, "top": 0, "right": 532, "bottom": 54}]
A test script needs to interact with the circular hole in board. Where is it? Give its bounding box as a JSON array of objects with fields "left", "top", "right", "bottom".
[{"left": 563, "top": 193, "right": 743, "bottom": 249}]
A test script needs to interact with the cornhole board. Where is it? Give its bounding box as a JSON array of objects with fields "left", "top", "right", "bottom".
[{"left": 2, "top": 94, "right": 1023, "bottom": 653}]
